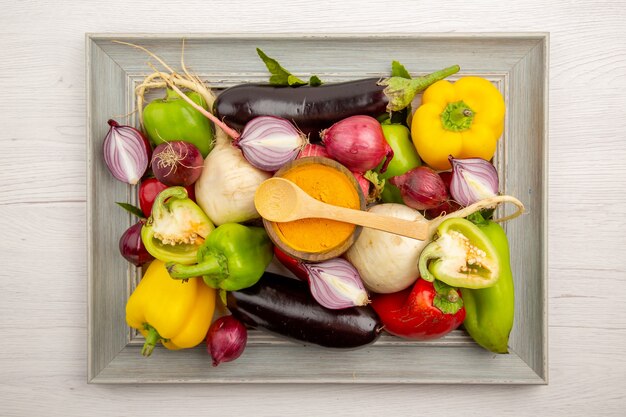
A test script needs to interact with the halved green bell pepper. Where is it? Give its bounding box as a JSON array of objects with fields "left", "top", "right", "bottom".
[
  {"left": 460, "top": 215, "right": 514, "bottom": 353},
  {"left": 376, "top": 122, "right": 422, "bottom": 203},
  {"left": 418, "top": 218, "right": 500, "bottom": 289},
  {"left": 140, "top": 187, "right": 214, "bottom": 265},
  {"left": 143, "top": 88, "right": 215, "bottom": 157},
  {"left": 166, "top": 223, "right": 273, "bottom": 292}
]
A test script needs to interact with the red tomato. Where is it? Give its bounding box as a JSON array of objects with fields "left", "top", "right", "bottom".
[
  {"left": 138, "top": 178, "right": 196, "bottom": 217},
  {"left": 370, "top": 279, "right": 465, "bottom": 340}
]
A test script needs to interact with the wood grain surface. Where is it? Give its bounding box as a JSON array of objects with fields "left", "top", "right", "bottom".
[{"left": 1, "top": 0, "right": 625, "bottom": 416}]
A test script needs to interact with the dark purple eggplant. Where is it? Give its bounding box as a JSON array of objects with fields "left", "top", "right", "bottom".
[
  {"left": 226, "top": 271, "right": 383, "bottom": 349},
  {"left": 214, "top": 65, "right": 460, "bottom": 141},
  {"left": 214, "top": 79, "right": 387, "bottom": 141}
]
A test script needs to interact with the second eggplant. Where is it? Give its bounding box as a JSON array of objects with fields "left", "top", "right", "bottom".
[{"left": 226, "top": 272, "right": 383, "bottom": 349}]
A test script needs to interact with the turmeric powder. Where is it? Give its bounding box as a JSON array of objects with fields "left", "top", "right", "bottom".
[{"left": 274, "top": 163, "right": 360, "bottom": 253}]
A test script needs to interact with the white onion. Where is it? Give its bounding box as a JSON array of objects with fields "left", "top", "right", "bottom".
[
  {"left": 345, "top": 204, "right": 429, "bottom": 294},
  {"left": 195, "top": 128, "right": 271, "bottom": 225}
]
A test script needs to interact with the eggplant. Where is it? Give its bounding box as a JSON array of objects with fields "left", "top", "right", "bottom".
[
  {"left": 226, "top": 271, "right": 383, "bottom": 349},
  {"left": 214, "top": 78, "right": 388, "bottom": 141}
]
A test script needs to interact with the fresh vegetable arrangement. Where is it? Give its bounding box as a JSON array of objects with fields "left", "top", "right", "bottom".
[{"left": 106, "top": 43, "right": 525, "bottom": 366}]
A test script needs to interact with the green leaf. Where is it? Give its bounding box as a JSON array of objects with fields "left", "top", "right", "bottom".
[
  {"left": 363, "top": 170, "right": 385, "bottom": 201},
  {"left": 391, "top": 60, "right": 412, "bottom": 79},
  {"left": 309, "top": 75, "right": 323, "bottom": 86},
  {"left": 116, "top": 202, "right": 145, "bottom": 219},
  {"left": 287, "top": 74, "right": 307, "bottom": 86},
  {"left": 257, "top": 47, "right": 322, "bottom": 87},
  {"left": 257, "top": 48, "right": 291, "bottom": 85}
]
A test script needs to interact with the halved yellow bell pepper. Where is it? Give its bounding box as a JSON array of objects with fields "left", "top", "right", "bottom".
[
  {"left": 411, "top": 77, "right": 505, "bottom": 170},
  {"left": 126, "top": 260, "right": 216, "bottom": 356}
]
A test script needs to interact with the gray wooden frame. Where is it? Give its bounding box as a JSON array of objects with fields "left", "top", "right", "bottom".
[{"left": 87, "top": 33, "right": 548, "bottom": 384}]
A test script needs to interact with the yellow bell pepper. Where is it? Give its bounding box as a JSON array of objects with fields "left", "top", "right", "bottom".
[
  {"left": 411, "top": 76, "right": 505, "bottom": 170},
  {"left": 126, "top": 260, "right": 216, "bottom": 356}
]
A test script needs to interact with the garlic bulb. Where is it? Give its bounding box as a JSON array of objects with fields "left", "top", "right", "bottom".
[{"left": 195, "top": 128, "right": 271, "bottom": 225}]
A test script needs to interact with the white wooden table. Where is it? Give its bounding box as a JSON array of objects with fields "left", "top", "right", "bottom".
[{"left": 1, "top": 0, "right": 625, "bottom": 415}]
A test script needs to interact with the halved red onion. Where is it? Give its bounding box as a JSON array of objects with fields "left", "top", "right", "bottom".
[
  {"left": 302, "top": 258, "right": 369, "bottom": 310},
  {"left": 449, "top": 156, "right": 499, "bottom": 206},
  {"left": 234, "top": 116, "right": 306, "bottom": 171},
  {"left": 103, "top": 119, "right": 150, "bottom": 185}
]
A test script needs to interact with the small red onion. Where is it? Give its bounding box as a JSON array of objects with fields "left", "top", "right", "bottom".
[
  {"left": 118, "top": 221, "right": 153, "bottom": 266},
  {"left": 206, "top": 315, "right": 248, "bottom": 367},
  {"left": 302, "top": 258, "right": 369, "bottom": 310},
  {"left": 321, "top": 115, "right": 394, "bottom": 173},
  {"left": 449, "top": 156, "right": 499, "bottom": 206},
  {"left": 297, "top": 143, "right": 330, "bottom": 159},
  {"left": 389, "top": 166, "right": 447, "bottom": 210},
  {"left": 103, "top": 119, "right": 150, "bottom": 185},
  {"left": 352, "top": 171, "right": 371, "bottom": 199},
  {"left": 234, "top": 116, "right": 306, "bottom": 171},
  {"left": 151, "top": 141, "right": 204, "bottom": 187},
  {"left": 424, "top": 171, "right": 461, "bottom": 219}
]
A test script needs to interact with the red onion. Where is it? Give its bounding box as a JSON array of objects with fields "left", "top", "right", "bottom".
[
  {"left": 102, "top": 119, "right": 150, "bottom": 185},
  {"left": 321, "top": 115, "right": 393, "bottom": 173},
  {"left": 234, "top": 116, "right": 306, "bottom": 171},
  {"left": 302, "top": 258, "right": 369, "bottom": 309},
  {"left": 389, "top": 166, "right": 447, "bottom": 210},
  {"left": 424, "top": 171, "right": 461, "bottom": 219},
  {"left": 449, "top": 156, "right": 499, "bottom": 206},
  {"left": 297, "top": 143, "right": 330, "bottom": 159},
  {"left": 118, "top": 221, "right": 153, "bottom": 266},
  {"left": 151, "top": 141, "right": 204, "bottom": 187},
  {"left": 352, "top": 171, "right": 371, "bottom": 199},
  {"left": 206, "top": 315, "right": 248, "bottom": 367}
]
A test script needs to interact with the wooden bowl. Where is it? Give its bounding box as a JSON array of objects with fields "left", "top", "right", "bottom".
[{"left": 263, "top": 157, "right": 366, "bottom": 262}]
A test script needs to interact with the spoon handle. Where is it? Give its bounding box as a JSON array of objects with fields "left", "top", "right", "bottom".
[{"left": 317, "top": 204, "right": 430, "bottom": 241}]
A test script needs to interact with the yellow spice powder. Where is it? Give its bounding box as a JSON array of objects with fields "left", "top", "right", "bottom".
[{"left": 275, "top": 164, "right": 360, "bottom": 253}]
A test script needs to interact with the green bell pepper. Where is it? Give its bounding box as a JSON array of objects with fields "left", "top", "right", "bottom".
[
  {"left": 166, "top": 223, "right": 273, "bottom": 292},
  {"left": 376, "top": 122, "right": 421, "bottom": 203},
  {"left": 143, "top": 88, "right": 215, "bottom": 157},
  {"left": 141, "top": 187, "right": 214, "bottom": 265},
  {"left": 460, "top": 216, "right": 514, "bottom": 353},
  {"left": 418, "top": 218, "right": 500, "bottom": 289}
]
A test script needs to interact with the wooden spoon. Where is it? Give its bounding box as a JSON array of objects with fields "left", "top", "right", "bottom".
[
  {"left": 255, "top": 177, "right": 431, "bottom": 240},
  {"left": 254, "top": 177, "right": 527, "bottom": 241}
]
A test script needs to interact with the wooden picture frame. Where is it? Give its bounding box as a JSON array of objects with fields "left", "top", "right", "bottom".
[{"left": 87, "top": 33, "right": 548, "bottom": 384}]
